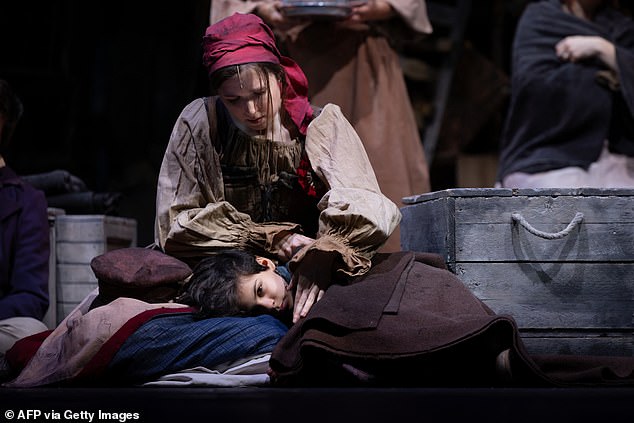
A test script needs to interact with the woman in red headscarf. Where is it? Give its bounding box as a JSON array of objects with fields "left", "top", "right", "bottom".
[
  {"left": 155, "top": 13, "right": 400, "bottom": 323},
  {"left": 210, "top": 1, "right": 433, "bottom": 253}
]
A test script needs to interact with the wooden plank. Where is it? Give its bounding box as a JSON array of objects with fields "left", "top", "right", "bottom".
[
  {"left": 521, "top": 332, "right": 634, "bottom": 357},
  {"left": 56, "top": 281, "right": 97, "bottom": 303},
  {"left": 56, "top": 217, "right": 137, "bottom": 263},
  {"left": 43, "top": 213, "right": 58, "bottom": 330},
  {"left": 53, "top": 215, "right": 136, "bottom": 323},
  {"left": 103, "top": 218, "right": 137, "bottom": 245},
  {"left": 56, "top": 215, "right": 137, "bottom": 244},
  {"left": 454, "top": 195, "right": 634, "bottom": 224},
  {"left": 57, "top": 263, "right": 97, "bottom": 283},
  {"left": 402, "top": 194, "right": 634, "bottom": 262},
  {"left": 401, "top": 196, "right": 457, "bottom": 267},
  {"left": 56, "top": 242, "right": 106, "bottom": 264},
  {"left": 403, "top": 187, "right": 634, "bottom": 205},
  {"left": 401, "top": 189, "right": 634, "bottom": 356},
  {"left": 56, "top": 215, "right": 108, "bottom": 241},
  {"left": 456, "top": 221, "right": 634, "bottom": 262},
  {"left": 456, "top": 263, "right": 634, "bottom": 329}
]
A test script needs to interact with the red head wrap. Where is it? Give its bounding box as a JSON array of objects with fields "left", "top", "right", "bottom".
[{"left": 202, "top": 13, "right": 313, "bottom": 135}]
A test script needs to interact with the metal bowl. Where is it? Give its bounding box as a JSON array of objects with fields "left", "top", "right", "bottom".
[{"left": 280, "top": 1, "right": 366, "bottom": 19}]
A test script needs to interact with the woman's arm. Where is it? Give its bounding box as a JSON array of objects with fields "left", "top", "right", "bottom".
[
  {"left": 210, "top": 0, "right": 261, "bottom": 23},
  {"left": 555, "top": 35, "right": 618, "bottom": 73},
  {"left": 304, "top": 104, "right": 401, "bottom": 260},
  {"left": 349, "top": 0, "right": 396, "bottom": 23},
  {"left": 289, "top": 103, "right": 401, "bottom": 322},
  {"left": 374, "top": 0, "right": 432, "bottom": 33}
]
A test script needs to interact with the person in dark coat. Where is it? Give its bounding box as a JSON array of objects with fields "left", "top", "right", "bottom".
[
  {"left": 0, "top": 79, "right": 50, "bottom": 360},
  {"left": 497, "top": 0, "right": 634, "bottom": 188}
]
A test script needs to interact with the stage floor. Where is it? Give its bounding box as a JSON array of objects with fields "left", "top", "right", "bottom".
[{"left": 3, "top": 386, "right": 634, "bottom": 423}]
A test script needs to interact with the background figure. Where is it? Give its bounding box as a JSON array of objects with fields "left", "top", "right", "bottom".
[
  {"left": 210, "top": 0, "right": 433, "bottom": 251},
  {"left": 0, "top": 80, "right": 50, "bottom": 360},
  {"left": 497, "top": 0, "right": 634, "bottom": 188}
]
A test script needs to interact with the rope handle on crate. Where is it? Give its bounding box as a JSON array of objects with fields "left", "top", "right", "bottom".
[{"left": 511, "top": 212, "right": 584, "bottom": 240}]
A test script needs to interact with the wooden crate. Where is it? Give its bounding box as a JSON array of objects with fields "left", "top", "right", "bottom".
[
  {"left": 43, "top": 208, "right": 65, "bottom": 329},
  {"left": 401, "top": 188, "right": 634, "bottom": 357},
  {"left": 54, "top": 215, "right": 137, "bottom": 323}
]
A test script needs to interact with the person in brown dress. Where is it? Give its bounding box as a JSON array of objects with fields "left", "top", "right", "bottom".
[{"left": 210, "top": 0, "right": 433, "bottom": 251}]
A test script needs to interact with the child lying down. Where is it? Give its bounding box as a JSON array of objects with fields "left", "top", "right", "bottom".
[
  {"left": 2, "top": 249, "right": 292, "bottom": 388},
  {"left": 6, "top": 248, "right": 634, "bottom": 388}
]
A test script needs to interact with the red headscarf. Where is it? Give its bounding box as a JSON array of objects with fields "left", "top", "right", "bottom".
[{"left": 202, "top": 13, "right": 313, "bottom": 135}]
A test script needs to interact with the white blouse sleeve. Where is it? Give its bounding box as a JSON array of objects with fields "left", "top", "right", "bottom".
[{"left": 291, "top": 104, "right": 402, "bottom": 277}]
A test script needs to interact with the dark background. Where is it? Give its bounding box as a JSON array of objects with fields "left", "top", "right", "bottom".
[
  {"left": 4, "top": 1, "right": 630, "bottom": 246},
  {"left": 1, "top": 0, "right": 211, "bottom": 245}
]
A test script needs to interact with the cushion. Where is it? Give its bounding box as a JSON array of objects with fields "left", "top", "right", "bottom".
[{"left": 90, "top": 247, "right": 192, "bottom": 304}]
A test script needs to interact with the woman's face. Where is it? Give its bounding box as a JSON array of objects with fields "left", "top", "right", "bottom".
[
  {"left": 236, "top": 257, "right": 294, "bottom": 316},
  {"left": 217, "top": 66, "right": 283, "bottom": 135}
]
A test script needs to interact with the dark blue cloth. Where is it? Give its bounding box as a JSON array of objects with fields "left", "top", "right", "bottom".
[
  {"left": 0, "top": 165, "right": 50, "bottom": 320},
  {"left": 275, "top": 264, "right": 292, "bottom": 285},
  {"left": 497, "top": 0, "right": 634, "bottom": 180},
  {"left": 107, "top": 312, "right": 288, "bottom": 383}
]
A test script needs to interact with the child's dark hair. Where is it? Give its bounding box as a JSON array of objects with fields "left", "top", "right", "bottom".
[{"left": 182, "top": 249, "right": 267, "bottom": 318}]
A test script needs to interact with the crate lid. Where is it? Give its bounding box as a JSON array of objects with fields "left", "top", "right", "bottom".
[{"left": 402, "top": 187, "right": 634, "bottom": 205}]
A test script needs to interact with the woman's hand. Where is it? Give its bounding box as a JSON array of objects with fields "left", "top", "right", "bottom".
[
  {"left": 274, "top": 232, "right": 314, "bottom": 262},
  {"left": 556, "top": 35, "right": 617, "bottom": 71},
  {"left": 290, "top": 251, "right": 334, "bottom": 323},
  {"left": 348, "top": 0, "right": 395, "bottom": 23},
  {"left": 256, "top": 1, "right": 304, "bottom": 31}
]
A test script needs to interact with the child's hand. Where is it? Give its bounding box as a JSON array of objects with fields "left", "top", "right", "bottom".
[{"left": 290, "top": 251, "right": 334, "bottom": 323}]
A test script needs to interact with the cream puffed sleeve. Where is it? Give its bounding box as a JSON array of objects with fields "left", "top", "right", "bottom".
[
  {"left": 289, "top": 104, "right": 402, "bottom": 277},
  {"left": 154, "top": 98, "right": 302, "bottom": 261}
]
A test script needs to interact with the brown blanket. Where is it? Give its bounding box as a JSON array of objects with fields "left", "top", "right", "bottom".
[{"left": 269, "top": 252, "right": 634, "bottom": 387}]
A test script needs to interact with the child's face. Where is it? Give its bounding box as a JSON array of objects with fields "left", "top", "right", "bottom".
[{"left": 236, "top": 257, "right": 294, "bottom": 316}]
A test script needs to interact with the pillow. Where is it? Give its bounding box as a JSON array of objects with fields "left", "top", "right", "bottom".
[{"left": 90, "top": 247, "right": 192, "bottom": 304}]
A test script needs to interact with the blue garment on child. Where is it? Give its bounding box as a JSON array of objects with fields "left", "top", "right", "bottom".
[
  {"left": 108, "top": 313, "right": 288, "bottom": 383},
  {"left": 275, "top": 264, "right": 292, "bottom": 285}
]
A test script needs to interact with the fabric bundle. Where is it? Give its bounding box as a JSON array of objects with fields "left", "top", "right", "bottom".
[{"left": 21, "top": 169, "right": 121, "bottom": 215}]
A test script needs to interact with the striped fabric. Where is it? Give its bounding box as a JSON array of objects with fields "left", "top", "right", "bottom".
[{"left": 108, "top": 313, "right": 288, "bottom": 384}]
